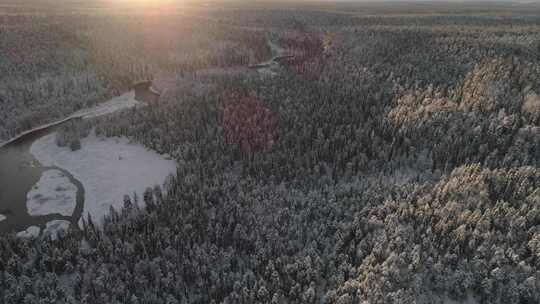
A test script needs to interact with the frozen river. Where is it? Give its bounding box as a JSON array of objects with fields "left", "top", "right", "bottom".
[
  {"left": 0, "top": 123, "right": 85, "bottom": 233},
  {"left": 0, "top": 90, "right": 175, "bottom": 236}
]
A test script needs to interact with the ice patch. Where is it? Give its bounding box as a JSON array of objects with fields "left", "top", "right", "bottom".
[
  {"left": 31, "top": 131, "right": 176, "bottom": 226},
  {"left": 26, "top": 169, "right": 77, "bottom": 217},
  {"left": 44, "top": 220, "right": 70, "bottom": 241},
  {"left": 16, "top": 226, "right": 41, "bottom": 239}
]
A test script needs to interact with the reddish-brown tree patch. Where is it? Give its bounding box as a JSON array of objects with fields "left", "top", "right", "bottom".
[
  {"left": 220, "top": 91, "right": 277, "bottom": 154},
  {"left": 278, "top": 30, "right": 340, "bottom": 80}
]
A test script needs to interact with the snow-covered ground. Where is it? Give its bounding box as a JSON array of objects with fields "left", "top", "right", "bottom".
[
  {"left": 44, "top": 220, "right": 71, "bottom": 240},
  {"left": 16, "top": 220, "right": 71, "bottom": 241},
  {"left": 31, "top": 131, "right": 176, "bottom": 226},
  {"left": 0, "top": 214, "right": 5, "bottom": 222},
  {"left": 16, "top": 226, "right": 41, "bottom": 239},
  {"left": 26, "top": 169, "right": 77, "bottom": 217}
]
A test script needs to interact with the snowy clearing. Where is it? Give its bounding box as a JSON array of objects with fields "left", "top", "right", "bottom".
[
  {"left": 31, "top": 131, "right": 176, "bottom": 226},
  {"left": 0, "top": 214, "right": 5, "bottom": 222},
  {"left": 44, "top": 220, "right": 71, "bottom": 241},
  {"left": 16, "top": 226, "right": 41, "bottom": 239},
  {"left": 26, "top": 169, "right": 77, "bottom": 217}
]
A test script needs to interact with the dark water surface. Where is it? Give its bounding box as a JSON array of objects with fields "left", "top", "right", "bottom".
[{"left": 0, "top": 125, "right": 85, "bottom": 234}]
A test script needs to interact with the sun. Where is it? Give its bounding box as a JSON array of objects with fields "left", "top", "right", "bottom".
[
  {"left": 106, "top": 0, "right": 185, "bottom": 10},
  {"left": 109, "top": 0, "right": 180, "bottom": 5}
]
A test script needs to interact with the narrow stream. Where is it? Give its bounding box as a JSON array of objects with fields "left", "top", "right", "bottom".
[{"left": 0, "top": 124, "right": 85, "bottom": 234}]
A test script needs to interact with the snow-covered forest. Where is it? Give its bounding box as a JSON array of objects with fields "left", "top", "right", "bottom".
[{"left": 1, "top": 0, "right": 540, "bottom": 303}]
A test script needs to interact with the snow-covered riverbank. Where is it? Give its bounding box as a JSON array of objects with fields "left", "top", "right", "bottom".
[
  {"left": 16, "top": 226, "right": 40, "bottom": 239},
  {"left": 73, "top": 90, "right": 139, "bottom": 119},
  {"left": 31, "top": 131, "right": 176, "bottom": 226},
  {"left": 44, "top": 220, "right": 71, "bottom": 240},
  {"left": 0, "top": 91, "right": 140, "bottom": 148}
]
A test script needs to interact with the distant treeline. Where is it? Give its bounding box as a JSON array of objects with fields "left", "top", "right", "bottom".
[{"left": 1, "top": 4, "right": 540, "bottom": 304}]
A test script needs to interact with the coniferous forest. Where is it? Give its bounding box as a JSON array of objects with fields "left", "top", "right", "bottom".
[{"left": 1, "top": 1, "right": 540, "bottom": 303}]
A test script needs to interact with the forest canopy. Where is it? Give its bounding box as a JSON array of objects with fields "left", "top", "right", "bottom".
[{"left": 1, "top": 1, "right": 540, "bottom": 303}]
